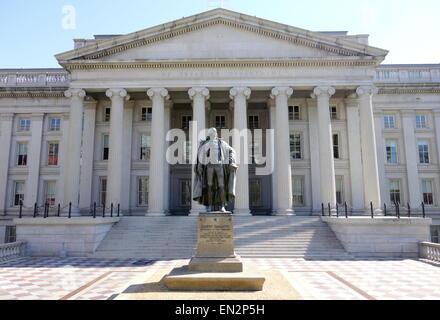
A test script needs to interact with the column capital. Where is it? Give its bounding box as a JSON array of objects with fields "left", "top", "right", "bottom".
[
  {"left": 311, "top": 86, "right": 335, "bottom": 99},
  {"left": 188, "top": 87, "right": 210, "bottom": 101},
  {"left": 271, "top": 87, "right": 293, "bottom": 99},
  {"left": 147, "top": 87, "right": 169, "bottom": 100},
  {"left": 106, "top": 88, "right": 129, "bottom": 101},
  {"left": 356, "top": 85, "right": 378, "bottom": 97},
  {"left": 230, "top": 87, "right": 251, "bottom": 100},
  {"left": 65, "top": 89, "right": 86, "bottom": 99},
  {"left": 433, "top": 108, "right": 440, "bottom": 116}
]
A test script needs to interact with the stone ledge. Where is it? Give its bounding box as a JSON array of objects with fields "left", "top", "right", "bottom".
[
  {"left": 13, "top": 217, "right": 120, "bottom": 226},
  {"left": 322, "top": 216, "right": 431, "bottom": 226},
  {"left": 164, "top": 265, "right": 265, "bottom": 291},
  {"left": 322, "top": 216, "right": 432, "bottom": 258}
]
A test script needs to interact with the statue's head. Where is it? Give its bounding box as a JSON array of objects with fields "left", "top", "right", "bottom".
[{"left": 207, "top": 127, "right": 218, "bottom": 140}]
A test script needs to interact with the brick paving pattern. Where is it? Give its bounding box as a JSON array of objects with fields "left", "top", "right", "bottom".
[{"left": 0, "top": 257, "right": 438, "bottom": 300}]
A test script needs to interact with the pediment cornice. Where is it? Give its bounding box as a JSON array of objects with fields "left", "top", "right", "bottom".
[
  {"left": 56, "top": 9, "right": 388, "bottom": 64},
  {"left": 62, "top": 57, "right": 379, "bottom": 71}
]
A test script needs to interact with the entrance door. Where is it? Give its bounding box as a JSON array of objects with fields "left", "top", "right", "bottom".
[{"left": 169, "top": 165, "right": 192, "bottom": 215}]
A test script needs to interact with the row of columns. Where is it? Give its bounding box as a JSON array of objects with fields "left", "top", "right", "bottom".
[{"left": 61, "top": 85, "right": 382, "bottom": 216}]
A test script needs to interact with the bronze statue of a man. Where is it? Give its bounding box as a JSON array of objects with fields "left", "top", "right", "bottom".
[{"left": 193, "top": 128, "right": 238, "bottom": 212}]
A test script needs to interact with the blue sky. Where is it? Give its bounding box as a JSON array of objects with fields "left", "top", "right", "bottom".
[{"left": 0, "top": 0, "right": 439, "bottom": 68}]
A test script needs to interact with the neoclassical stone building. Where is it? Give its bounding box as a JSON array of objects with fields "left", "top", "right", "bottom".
[{"left": 0, "top": 9, "right": 439, "bottom": 229}]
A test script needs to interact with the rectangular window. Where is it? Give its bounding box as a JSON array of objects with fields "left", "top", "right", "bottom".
[
  {"left": 44, "top": 181, "right": 56, "bottom": 206},
  {"left": 418, "top": 141, "right": 430, "bottom": 164},
  {"left": 431, "top": 226, "right": 439, "bottom": 244},
  {"left": 138, "top": 177, "right": 149, "bottom": 206},
  {"left": 13, "top": 181, "right": 24, "bottom": 206},
  {"left": 47, "top": 142, "right": 59, "bottom": 166},
  {"left": 103, "top": 135, "right": 109, "bottom": 161},
  {"left": 292, "top": 176, "right": 304, "bottom": 206},
  {"left": 384, "top": 115, "right": 395, "bottom": 129},
  {"left": 18, "top": 119, "right": 31, "bottom": 132},
  {"left": 389, "top": 179, "right": 401, "bottom": 204},
  {"left": 386, "top": 140, "right": 398, "bottom": 164},
  {"left": 215, "top": 115, "right": 226, "bottom": 129},
  {"left": 140, "top": 135, "right": 150, "bottom": 160},
  {"left": 248, "top": 115, "right": 260, "bottom": 130},
  {"left": 181, "top": 115, "right": 192, "bottom": 130},
  {"left": 141, "top": 107, "right": 152, "bottom": 121},
  {"left": 49, "top": 118, "right": 61, "bottom": 131},
  {"left": 333, "top": 134, "right": 340, "bottom": 159},
  {"left": 330, "top": 106, "right": 337, "bottom": 120},
  {"left": 290, "top": 134, "right": 301, "bottom": 160},
  {"left": 16, "top": 143, "right": 28, "bottom": 166},
  {"left": 99, "top": 178, "right": 107, "bottom": 206},
  {"left": 104, "top": 108, "right": 111, "bottom": 122},
  {"left": 421, "top": 179, "right": 434, "bottom": 205},
  {"left": 4, "top": 226, "right": 16, "bottom": 243},
  {"left": 289, "top": 106, "right": 300, "bottom": 120},
  {"left": 249, "top": 179, "right": 262, "bottom": 206},
  {"left": 416, "top": 115, "right": 427, "bottom": 129},
  {"left": 335, "top": 176, "right": 344, "bottom": 204}
]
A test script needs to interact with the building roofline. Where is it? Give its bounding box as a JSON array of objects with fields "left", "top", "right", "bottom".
[{"left": 379, "top": 63, "right": 440, "bottom": 68}]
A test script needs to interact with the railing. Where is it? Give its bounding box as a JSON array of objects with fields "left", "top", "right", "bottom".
[
  {"left": 16, "top": 201, "right": 120, "bottom": 218},
  {"left": 321, "top": 201, "right": 427, "bottom": 218},
  {"left": 419, "top": 242, "right": 440, "bottom": 262},
  {"left": 0, "top": 70, "right": 70, "bottom": 87},
  {"left": 0, "top": 241, "right": 26, "bottom": 262},
  {"left": 375, "top": 65, "right": 440, "bottom": 83}
]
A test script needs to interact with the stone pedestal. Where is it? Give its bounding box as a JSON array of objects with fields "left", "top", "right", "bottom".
[{"left": 165, "top": 213, "right": 265, "bottom": 291}]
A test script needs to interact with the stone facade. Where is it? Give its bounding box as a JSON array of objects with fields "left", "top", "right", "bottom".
[{"left": 0, "top": 9, "right": 439, "bottom": 227}]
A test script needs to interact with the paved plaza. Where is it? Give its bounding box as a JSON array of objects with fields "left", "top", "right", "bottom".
[{"left": 0, "top": 257, "right": 439, "bottom": 300}]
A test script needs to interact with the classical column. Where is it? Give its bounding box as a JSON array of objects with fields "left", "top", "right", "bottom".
[
  {"left": 163, "top": 100, "right": 173, "bottom": 214},
  {"left": 230, "top": 87, "right": 252, "bottom": 216},
  {"left": 357, "top": 86, "right": 382, "bottom": 209},
  {"left": 188, "top": 87, "right": 209, "bottom": 216},
  {"left": 402, "top": 109, "right": 422, "bottom": 206},
  {"left": 373, "top": 110, "right": 388, "bottom": 206},
  {"left": 63, "top": 89, "right": 86, "bottom": 212},
  {"left": 146, "top": 88, "right": 169, "bottom": 216},
  {"left": 26, "top": 114, "right": 44, "bottom": 208},
  {"left": 271, "top": 87, "right": 294, "bottom": 215},
  {"left": 79, "top": 98, "right": 97, "bottom": 210},
  {"left": 306, "top": 99, "right": 322, "bottom": 213},
  {"left": 345, "top": 95, "right": 365, "bottom": 210},
  {"left": 105, "top": 89, "right": 130, "bottom": 209},
  {"left": 312, "top": 86, "right": 337, "bottom": 209},
  {"left": 0, "top": 114, "right": 14, "bottom": 214},
  {"left": 268, "top": 99, "right": 278, "bottom": 214},
  {"left": 56, "top": 114, "right": 70, "bottom": 206},
  {"left": 121, "top": 100, "right": 134, "bottom": 213},
  {"left": 434, "top": 109, "right": 440, "bottom": 180}
]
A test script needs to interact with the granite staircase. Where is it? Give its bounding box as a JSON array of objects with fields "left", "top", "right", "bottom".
[{"left": 91, "top": 216, "right": 351, "bottom": 259}]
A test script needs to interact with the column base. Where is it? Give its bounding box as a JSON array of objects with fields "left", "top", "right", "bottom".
[
  {"left": 233, "top": 209, "right": 252, "bottom": 216},
  {"left": 274, "top": 208, "right": 295, "bottom": 216}
]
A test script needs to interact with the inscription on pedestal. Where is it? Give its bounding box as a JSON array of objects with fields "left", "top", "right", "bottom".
[{"left": 196, "top": 213, "right": 235, "bottom": 257}]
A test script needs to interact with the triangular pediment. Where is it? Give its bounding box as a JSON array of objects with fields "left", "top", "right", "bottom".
[{"left": 56, "top": 8, "right": 388, "bottom": 65}]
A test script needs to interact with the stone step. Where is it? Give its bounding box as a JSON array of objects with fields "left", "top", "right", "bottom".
[{"left": 92, "top": 216, "right": 351, "bottom": 259}]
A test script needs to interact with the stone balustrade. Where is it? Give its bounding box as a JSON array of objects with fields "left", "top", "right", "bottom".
[
  {"left": 0, "top": 70, "right": 69, "bottom": 87},
  {"left": 419, "top": 242, "right": 440, "bottom": 262},
  {"left": 0, "top": 241, "right": 26, "bottom": 262},
  {"left": 376, "top": 65, "right": 440, "bottom": 83}
]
